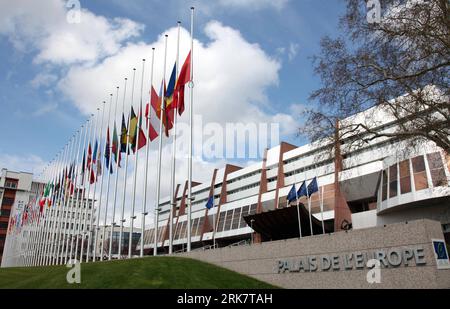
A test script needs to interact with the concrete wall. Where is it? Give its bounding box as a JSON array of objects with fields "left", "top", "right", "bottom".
[{"left": 180, "top": 219, "right": 450, "bottom": 288}]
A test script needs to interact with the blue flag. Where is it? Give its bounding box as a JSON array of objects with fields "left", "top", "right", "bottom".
[
  {"left": 307, "top": 177, "right": 319, "bottom": 197},
  {"left": 297, "top": 181, "right": 307, "bottom": 198},
  {"left": 205, "top": 196, "right": 214, "bottom": 209},
  {"left": 287, "top": 184, "right": 297, "bottom": 203},
  {"left": 93, "top": 140, "right": 98, "bottom": 163}
]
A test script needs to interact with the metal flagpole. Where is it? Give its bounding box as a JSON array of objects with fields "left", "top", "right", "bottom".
[
  {"left": 65, "top": 120, "right": 88, "bottom": 264},
  {"left": 74, "top": 114, "right": 94, "bottom": 261},
  {"left": 44, "top": 141, "right": 68, "bottom": 265},
  {"left": 294, "top": 162, "right": 302, "bottom": 238},
  {"left": 92, "top": 101, "right": 107, "bottom": 262},
  {"left": 128, "top": 60, "right": 146, "bottom": 259},
  {"left": 109, "top": 85, "right": 123, "bottom": 260},
  {"left": 168, "top": 21, "right": 181, "bottom": 255},
  {"left": 118, "top": 72, "right": 135, "bottom": 260},
  {"left": 51, "top": 134, "right": 75, "bottom": 264},
  {"left": 27, "top": 173, "right": 45, "bottom": 266},
  {"left": 35, "top": 165, "right": 51, "bottom": 266},
  {"left": 305, "top": 170, "right": 313, "bottom": 236},
  {"left": 104, "top": 87, "right": 120, "bottom": 261},
  {"left": 80, "top": 107, "right": 100, "bottom": 262},
  {"left": 87, "top": 102, "right": 107, "bottom": 263},
  {"left": 154, "top": 34, "right": 168, "bottom": 256},
  {"left": 100, "top": 93, "right": 114, "bottom": 261},
  {"left": 56, "top": 134, "right": 78, "bottom": 264},
  {"left": 45, "top": 140, "right": 69, "bottom": 265},
  {"left": 29, "top": 167, "right": 47, "bottom": 266},
  {"left": 187, "top": 7, "right": 195, "bottom": 252},
  {"left": 320, "top": 186, "right": 325, "bottom": 234},
  {"left": 141, "top": 47, "right": 155, "bottom": 257},
  {"left": 39, "top": 152, "right": 62, "bottom": 265},
  {"left": 61, "top": 127, "right": 83, "bottom": 264}
]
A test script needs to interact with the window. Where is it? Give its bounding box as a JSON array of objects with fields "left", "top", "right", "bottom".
[
  {"left": 381, "top": 170, "right": 387, "bottom": 201},
  {"left": 217, "top": 211, "right": 226, "bottom": 232},
  {"left": 249, "top": 204, "right": 257, "bottom": 215},
  {"left": 195, "top": 217, "right": 205, "bottom": 236},
  {"left": 231, "top": 207, "right": 242, "bottom": 230},
  {"left": 191, "top": 218, "right": 199, "bottom": 237},
  {"left": 399, "top": 160, "right": 411, "bottom": 194},
  {"left": 412, "top": 156, "right": 428, "bottom": 191},
  {"left": 427, "top": 152, "right": 447, "bottom": 187},
  {"left": 0, "top": 222, "right": 8, "bottom": 229},
  {"left": 239, "top": 206, "right": 250, "bottom": 228},
  {"left": 223, "top": 210, "right": 234, "bottom": 231},
  {"left": 389, "top": 164, "right": 398, "bottom": 198}
]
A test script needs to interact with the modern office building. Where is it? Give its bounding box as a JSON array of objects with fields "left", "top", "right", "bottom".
[
  {"left": 0, "top": 169, "right": 37, "bottom": 263},
  {"left": 1, "top": 170, "right": 96, "bottom": 268},
  {"left": 138, "top": 103, "right": 450, "bottom": 254}
]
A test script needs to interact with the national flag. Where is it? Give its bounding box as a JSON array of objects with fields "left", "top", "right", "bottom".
[
  {"left": 90, "top": 169, "right": 95, "bottom": 185},
  {"left": 297, "top": 181, "right": 307, "bottom": 198},
  {"left": 307, "top": 177, "right": 319, "bottom": 197},
  {"left": 155, "top": 81, "right": 173, "bottom": 137},
  {"left": 93, "top": 140, "right": 98, "bottom": 164},
  {"left": 174, "top": 51, "right": 191, "bottom": 115},
  {"left": 145, "top": 91, "right": 159, "bottom": 142},
  {"left": 97, "top": 148, "right": 103, "bottom": 176},
  {"left": 205, "top": 196, "right": 214, "bottom": 210},
  {"left": 287, "top": 184, "right": 297, "bottom": 204},
  {"left": 150, "top": 86, "right": 160, "bottom": 118},
  {"left": 112, "top": 123, "right": 121, "bottom": 166},
  {"left": 120, "top": 113, "right": 128, "bottom": 153},
  {"left": 165, "top": 63, "right": 177, "bottom": 110},
  {"left": 135, "top": 105, "right": 147, "bottom": 151},
  {"left": 87, "top": 143, "right": 93, "bottom": 170},
  {"left": 129, "top": 106, "right": 138, "bottom": 149},
  {"left": 81, "top": 150, "right": 86, "bottom": 182},
  {"left": 105, "top": 127, "right": 113, "bottom": 174}
]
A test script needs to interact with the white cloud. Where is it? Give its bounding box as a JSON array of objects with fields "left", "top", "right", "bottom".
[
  {"left": 0, "top": 1, "right": 300, "bottom": 230},
  {"left": 0, "top": 0, "right": 143, "bottom": 64},
  {"left": 288, "top": 42, "right": 299, "bottom": 61},
  {"left": 30, "top": 73, "right": 58, "bottom": 88},
  {"left": 0, "top": 153, "right": 47, "bottom": 175},
  {"left": 218, "top": 0, "right": 289, "bottom": 11}
]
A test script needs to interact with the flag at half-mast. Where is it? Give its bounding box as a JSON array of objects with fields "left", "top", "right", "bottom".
[
  {"left": 129, "top": 106, "right": 147, "bottom": 153},
  {"left": 104, "top": 127, "right": 113, "bottom": 174},
  {"left": 173, "top": 51, "right": 191, "bottom": 116},
  {"left": 120, "top": 113, "right": 128, "bottom": 153},
  {"left": 145, "top": 87, "right": 159, "bottom": 142},
  {"left": 112, "top": 122, "right": 122, "bottom": 166}
]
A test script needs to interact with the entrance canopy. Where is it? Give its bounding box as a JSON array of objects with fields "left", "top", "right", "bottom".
[{"left": 243, "top": 203, "right": 333, "bottom": 241}]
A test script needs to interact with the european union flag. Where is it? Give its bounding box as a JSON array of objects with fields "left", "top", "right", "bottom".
[
  {"left": 287, "top": 184, "right": 297, "bottom": 203},
  {"left": 297, "top": 181, "right": 307, "bottom": 198},
  {"left": 307, "top": 177, "right": 319, "bottom": 197},
  {"left": 205, "top": 196, "right": 214, "bottom": 210}
]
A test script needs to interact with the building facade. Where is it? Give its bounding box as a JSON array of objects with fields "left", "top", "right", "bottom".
[
  {"left": 1, "top": 170, "right": 96, "bottom": 268},
  {"left": 139, "top": 104, "right": 450, "bottom": 254}
]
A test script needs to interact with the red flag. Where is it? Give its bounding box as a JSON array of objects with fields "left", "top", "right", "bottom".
[
  {"left": 137, "top": 106, "right": 147, "bottom": 151},
  {"left": 87, "top": 143, "right": 92, "bottom": 170},
  {"left": 174, "top": 51, "right": 191, "bottom": 115},
  {"left": 90, "top": 169, "right": 96, "bottom": 184}
]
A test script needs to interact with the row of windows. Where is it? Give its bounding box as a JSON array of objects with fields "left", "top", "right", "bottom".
[
  {"left": 216, "top": 204, "right": 257, "bottom": 233},
  {"left": 227, "top": 171, "right": 261, "bottom": 185},
  {"left": 142, "top": 204, "right": 258, "bottom": 245},
  {"left": 381, "top": 152, "right": 447, "bottom": 201},
  {"left": 227, "top": 183, "right": 259, "bottom": 196}
]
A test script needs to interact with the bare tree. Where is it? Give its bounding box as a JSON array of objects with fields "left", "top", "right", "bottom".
[{"left": 303, "top": 0, "right": 449, "bottom": 153}]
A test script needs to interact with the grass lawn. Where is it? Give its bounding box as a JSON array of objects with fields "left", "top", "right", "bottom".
[{"left": 0, "top": 256, "right": 277, "bottom": 289}]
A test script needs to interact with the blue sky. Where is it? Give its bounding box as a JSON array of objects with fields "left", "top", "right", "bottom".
[{"left": 0, "top": 0, "right": 345, "bottom": 175}]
